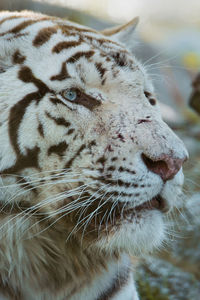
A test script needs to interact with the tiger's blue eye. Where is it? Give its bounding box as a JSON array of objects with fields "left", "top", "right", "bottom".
[{"left": 63, "top": 89, "right": 77, "bottom": 102}]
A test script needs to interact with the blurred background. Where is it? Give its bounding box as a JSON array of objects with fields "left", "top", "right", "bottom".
[{"left": 0, "top": 0, "right": 200, "bottom": 299}]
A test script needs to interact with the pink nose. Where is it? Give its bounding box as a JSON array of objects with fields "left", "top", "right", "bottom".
[{"left": 142, "top": 153, "right": 187, "bottom": 182}]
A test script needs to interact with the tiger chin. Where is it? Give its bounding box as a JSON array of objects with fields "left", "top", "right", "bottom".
[{"left": 0, "top": 10, "right": 188, "bottom": 300}]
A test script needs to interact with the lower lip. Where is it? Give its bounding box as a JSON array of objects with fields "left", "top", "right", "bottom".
[
  {"left": 136, "top": 195, "right": 164, "bottom": 211},
  {"left": 123, "top": 195, "right": 166, "bottom": 216}
]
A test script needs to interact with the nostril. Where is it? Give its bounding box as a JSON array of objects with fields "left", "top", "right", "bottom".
[
  {"left": 141, "top": 153, "right": 184, "bottom": 182},
  {"left": 142, "top": 154, "right": 169, "bottom": 181}
]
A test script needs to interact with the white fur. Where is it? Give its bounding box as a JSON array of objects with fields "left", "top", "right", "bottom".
[{"left": 0, "top": 11, "right": 188, "bottom": 300}]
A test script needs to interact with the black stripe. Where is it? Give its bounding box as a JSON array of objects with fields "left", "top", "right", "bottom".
[
  {"left": 48, "top": 141, "right": 68, "bottom": 157},
  {"left": 52, "top": 40, "right": 82, "bottom": 54},
  {"left": 1, "top": 66, "right": 51, "bottom": 175},
  {"left": 118, "top": 167, "right": 136, "bottom": 175},
  {"left": 6, "top": 32, "right": 28, "bottom": 40},
  {"left": 33, "top": 26, "right": 57, "bottom": 47},
  {"left": 0, "top": 15, "right": 21, "bottom": 25},
  {"left": 107, "top": 166, "right": 116, "bottom": 172},
  {"left": 38, "top": 121, "right": 44, "bottom": 137},
  {"left": 67, "top": 50, "right": 94, "bottom": 64},
  {"left": 50, "top": 62, "right": 70, "bottom": 81},
  {"left": 66, "top": 128, "right": 75, "bottom": 135},
  {"left": 18, "top": 66, "right": 50, "bottom": 95},
  {"left": 0, "top": 18, "right": 49, "bottom": 37},
  {"left": 65, "top": 144, "right": 86, "bottom": 169},
  {"left": 91, "top": 176, "right": 138, "bottom": 189},
  {"left": 0, "top": 19, "right": 41, "bottom": 37},
  {"left": 96, "top": 268, "right": 130, "bottom": 300},
  {"left": 49, "top": 97, "right": 64, "bottom": 106},
  {"left": 1, "top": 146, "right": 40, "bottom": 175},
  {"left": 45, "top": 112, "right": 71, "bottom": 127},
  {"left": 89, "top": 188, "right": 137, "bottom": 198},
  {"left": 9, "top": 67, "right": 50, "bottom": 156},
  {"left": 12, "top": 50, "right": 26, "bottom": 64},
  {"left": 9, "top": 93, "right": 40, "bottom": 156},
  {"left": 95, "top": 62, "right": 107, "bottom": 79},
  {"left": 96, "top": 156, "right": 107, "bottom": 165},
  {"left": 10, "top": 20, "right": 38, "bottom": 34}
]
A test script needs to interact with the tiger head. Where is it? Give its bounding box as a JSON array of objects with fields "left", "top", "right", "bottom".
[{"left": 0, "top": 11, "right": 188, "bottom": 256}]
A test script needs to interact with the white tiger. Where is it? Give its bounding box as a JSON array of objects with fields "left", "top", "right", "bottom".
[{"left": 0, "top": 11, "right": 188, "bottom": 300}]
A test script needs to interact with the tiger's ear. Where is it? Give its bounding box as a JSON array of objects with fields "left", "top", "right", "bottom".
[{"left": 101, "top": 17, "right": 139, "bottom": 49}]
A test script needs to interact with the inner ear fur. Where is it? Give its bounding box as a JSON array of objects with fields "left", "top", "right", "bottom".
[{"left": 101, "top": 17, "right": 139, "bottom": 49}]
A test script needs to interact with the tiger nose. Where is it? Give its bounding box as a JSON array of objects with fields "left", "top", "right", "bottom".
[{"left": 142, "top": 153, "right": 188, "bottom": 182}]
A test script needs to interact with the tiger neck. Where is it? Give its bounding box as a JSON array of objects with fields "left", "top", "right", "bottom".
[{"left": 0, "top": 212, "right": 129, "bottom": 291}]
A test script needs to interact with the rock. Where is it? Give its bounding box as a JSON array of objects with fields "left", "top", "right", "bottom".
[{"left": 136, "top": 256, "right": 200, "bottom": 300}]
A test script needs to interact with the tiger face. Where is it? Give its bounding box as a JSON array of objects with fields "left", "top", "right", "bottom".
[{"left": 0, "top": 11, "right": 188, "bottom": 256}]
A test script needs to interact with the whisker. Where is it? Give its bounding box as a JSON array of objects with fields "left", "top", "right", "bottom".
[
  {"left": 66, "top": 189, "right": 106, "bottom": 242},
  {"left": 143, "top": 48, "right": 176, "bottom": 66},
  {"left": 0, "top": 182, "right": 92, "bottom": 238},
  {"left": 0, "top": 171, "right": 83, "bottom": 190},
  {"left": 67, "top": 185, "right": 113, "bottom": 243},
  {"left": 2, "top": 173, "right": 85, "bottom": 204},
  {"left": 184, "top": 178, "right": 200, "bottom": 189},
  {"left": 80, "top": 187, "right": 114, "bottom": 243}
]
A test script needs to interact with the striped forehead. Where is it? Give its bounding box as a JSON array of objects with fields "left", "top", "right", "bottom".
[
  {"left": 28, "top": 21, "right": 136, "bottom": 86},
  {"left": 0, "top": 13, "right": 141, "bottom": 88},
  {"left": 0, "top": 12, "right": 132, "bottom": 61}
]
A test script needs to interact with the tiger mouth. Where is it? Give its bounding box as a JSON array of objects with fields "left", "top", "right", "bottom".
[
  {"left": 79, "top": 194, "right": 167, "bottom": 230},
  {"left": 122, "top": 195, "right": 167, "bottom": 218},
  {"left": 134, "top": 195, "right": 166, "bottom": 212}
]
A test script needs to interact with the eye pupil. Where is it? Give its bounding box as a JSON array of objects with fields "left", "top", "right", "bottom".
[{"left": 63, "top": 89, "right": 77, "bottom": 101}]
